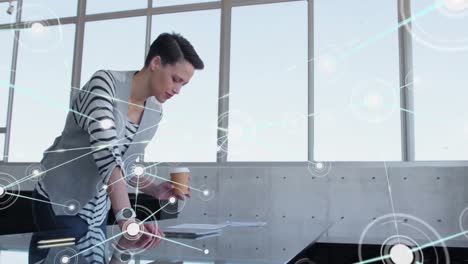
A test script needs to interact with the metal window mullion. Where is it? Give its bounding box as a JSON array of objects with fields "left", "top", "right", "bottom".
[
  {"left": 83, "top": 2, "right": 221, "bottom": 23},
  {"left": 307, "top": 0, "right": 314, "bottom": 162},
  {"left": 398, "top": 0, "right": 415, "bottom": 161},
  {"left": 232, "top": 0, "right": 303, "bottom": 7},
  {"left": 0, "top": 17, "right": 77, "bottom": 30},
  {"left": 145, "top": 0, "right": 153, "bottom": 56},
  {"left": 142, "top": 0, "right": 152, "bottom": 163},
  {"left": 216, "top": 0, "right": 232, "bottom": 163},
  {"left": 3, "top": 0, "right": 22, "bottom": 163},
  {"left": 0, "top": 0, "right": 306, "bottom": 29},
  {"left": 70, "top": 0, "right": 86, "bottom": 103}
]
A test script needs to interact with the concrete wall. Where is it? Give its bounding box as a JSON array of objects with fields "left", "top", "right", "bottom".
[{"left": 1, "top": 162, "right": 468, "bottom": 248}]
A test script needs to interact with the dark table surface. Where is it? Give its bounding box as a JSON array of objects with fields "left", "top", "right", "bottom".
[{"left": 0, "top": 217, "right": 333, "bottom": 264}]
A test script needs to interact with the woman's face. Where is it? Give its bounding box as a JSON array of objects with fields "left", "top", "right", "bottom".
[{"left": 148, "top": 56, "right": 195, "bottom": 103}]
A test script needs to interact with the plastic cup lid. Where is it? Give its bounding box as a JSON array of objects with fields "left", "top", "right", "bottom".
[{"left": 170, "top": 167, "right": 190, "bottom": 173}]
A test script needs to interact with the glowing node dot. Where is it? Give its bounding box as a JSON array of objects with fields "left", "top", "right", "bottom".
[
  {"left": 169, "top": 197, "right": 176, "bottom": 204},
  {"left": 316, "top": 163, "right": 324, "bottom": 170},
  {"left": 102, "top": 184, "right": 108, "bottom": 190},
  {"left": 31, "top": 22, "right": 45, "bottom": 33},
  {"left": 389, "top": 244, "right": 414, "bottom": 264},
  {"left": 98, "top": 145, "right": 108, "bottom": 150},
  {"left": 365, "top": 94, "right": 381, "bottom": 108},
  {"left": 33, "top": 169, "right": 40, "bottom": 176},
  {"left": 0, "top": 186, "right": 5, "bottom": 196},
  {"left": 68, "top": 204, "right": 75, "bottom": 211},
  {"left": 133, "top": 165, "right": 145, "bottom": 176},
  {"left": 127, "top": 223, "right": 140, "bottom": 237},
  {"left": 204, "top": 249, "right": 209, "bottom": 255},
  {"left": 203, "top": 190, "right": 210, "bottom": 196},
  {"left": 100, "top": 119, "right": 113, "bottom": 130},
  {"left": 230, "top": 125, "right": 244, "bottom": 139},
  {"left": 60, "top": 256, "right": 70, "bottom": 264},
  {"left": 319, "top": 56, "right": 337, "bottom": 73}
]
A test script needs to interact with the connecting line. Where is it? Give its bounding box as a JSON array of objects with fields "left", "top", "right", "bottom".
[
  {"left": 134, "top": 175, "right": 140, "bottom": 212},
  {"left": 336, "top": 0, "right": 445, "bottom": 61},
  {"left": 144, "top": 172, "right": 204, "bottom": 193},
  {"left": 4, "top": 191, "right": 69, "bottom": 208},
  {"left": 400, "top": 108, "right": 415, "bottom": 114},
  {"left": 399, "top": 81, "right": 415, "bottom": 90},
  {"left": 218, "top": 93, "right": 230, "bottom": 100},
  {"left": 139, "top": 230, "right": 205, "bottom": 252},
  {"left": 355, "top": 254, "right": 392, "bottom": 264},
  {"left": 69, "top": 231, "right": 126, "bottom": 260},
  {"left": 139, "top": 203, "right": 171, "bottom": 224},
  {"left": 70, "top": 86, "right": 162, "bottom": 113},
  {"left": 217, "top": 134, "right": 228, "bottom": 140},
  {"left": 383, "top": 160, "right": 401, "bottom": 244},
  {"left": 43, "top": 140, "right": 150, "bottom": 154},
  {"left": 356, "top": 229, "right": 468, "bottom": 264},
  {"left": 411, "top": 229, "right": 468, "bottom": 252},
  {"left": 0, "top": 80, "right": 99, "bottom": 124},
  {"left": 4, "top": 149, "right": 96, "bottom": 189},
  {"left": 105, "top": 161, "right": 164, "bottom": 190},
  {"left": 217, "top": 136, "right": 228, "bottom": 150},
  {"left": 141, "top": 161, "right": 162, "bottom": 171},
  {"left": 5, "top": 122, "right": 162, "bottom": 190}
]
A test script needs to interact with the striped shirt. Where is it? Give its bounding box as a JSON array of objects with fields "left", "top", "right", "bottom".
[{"left": 36, "top": 70, "right": 140, "bottom": 228}]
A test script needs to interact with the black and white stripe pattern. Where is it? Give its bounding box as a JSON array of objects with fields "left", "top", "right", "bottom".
[
  {"left": 72, "top": 70, "right": 124, "bottom": 184},
  {"left": 36, "top": 70, "right": 140, "bottom": 228},
  {"left": 75, "top": 227, "right": 108, "bottom": 263}
]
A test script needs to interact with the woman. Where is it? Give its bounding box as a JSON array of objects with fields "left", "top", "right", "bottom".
[{"left": 30, "top": 32, "right": 204, "bottom": 262}]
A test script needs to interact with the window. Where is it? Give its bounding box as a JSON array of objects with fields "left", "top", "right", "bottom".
[
  {"left": 0, "top": 134, "right": 4, "bottom": 161},
  {"left": 228, "top": 2, "right": 308, "bottom": 162},
  {"left": 9, "top": 24, "right": 75, "bottom": 162},
  {"left": 314, "top": 0, "right": 401, "bottom": 161},
  {"left": 0, "top": 1, "right": 17, "bottom": 24},
  {"left": 0, "top": 30, "right": 14, "bottom": 128},
  {"left": 86, "top": 0, "right": 147, "bottom": 15},
  {"left": 145, "top": 10, "right": 220, "bottom": 162},
  {"left": 154, "top": 0, "right": 219, "bottom": 8},
  {"left": 81, "top": 17, "right": 146, "bottom": 86},
  {"left": 411, "top": 0, "right": 468, "bottom": 160},
  {"left": 20, "top": 0, "right": 77, "bottom": 22}
]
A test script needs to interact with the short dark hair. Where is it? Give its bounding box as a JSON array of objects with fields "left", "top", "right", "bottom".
[{"left": 144, "top": 32, "right": 204, "bottom": 70}]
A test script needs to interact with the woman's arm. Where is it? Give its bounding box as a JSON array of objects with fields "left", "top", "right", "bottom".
[
  {"left": 107, "top": 166, "right": 133, "bottom": 231},
  {"left": 127, "top": 175, "right": 158, "bottom": 196},
  {"left": 127, "top": 175, "right": 190, "bottom": 200}
]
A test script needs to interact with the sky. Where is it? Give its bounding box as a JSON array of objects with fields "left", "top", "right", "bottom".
[{"left": 1, "top": 0, "right": 467, "bottom": 162}]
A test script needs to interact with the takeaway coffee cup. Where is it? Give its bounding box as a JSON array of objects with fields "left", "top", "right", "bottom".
[{"left": 170, "top": 167, "right": 190, "bottom": 196}]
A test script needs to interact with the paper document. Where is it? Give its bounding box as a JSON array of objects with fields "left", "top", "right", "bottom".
[
  {"left": 226, "top": 221, "right": 267, "bottom": 227},
  {"left": 166, "top": 223, "right": 229, "bottom": 230},
  {"left": 167, "top": 221, "right": 267, "bottom": 230}
]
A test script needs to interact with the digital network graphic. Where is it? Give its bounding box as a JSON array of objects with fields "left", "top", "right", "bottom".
[{"left": 1, "top": 0, "right": 468, "bottom": 263}]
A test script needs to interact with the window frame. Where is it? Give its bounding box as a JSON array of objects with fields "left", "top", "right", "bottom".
[{"left": 0, "top": 0, "right": 466, "bottom": 166}]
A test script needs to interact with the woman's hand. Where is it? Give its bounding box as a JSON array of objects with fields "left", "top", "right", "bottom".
[
  {"left": 116, "top": 223, "right": 165, "bottom": 250},
  {"left": 152, "top": 180, "right": 192, "bottom": 201}
]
